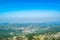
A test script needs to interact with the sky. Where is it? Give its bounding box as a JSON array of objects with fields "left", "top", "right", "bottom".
[{"left": 0, "top": 0, "right": 60, "bottom": 23}]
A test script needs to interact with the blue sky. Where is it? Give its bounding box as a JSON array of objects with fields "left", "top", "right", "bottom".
[{"left": 0, "top": 0, "right": 60, "bottom": 23}]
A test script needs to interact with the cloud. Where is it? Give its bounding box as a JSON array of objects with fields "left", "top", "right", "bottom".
[
  {"left": 0, "top": 10, "right": 60, "bottom": 23},
  {"left": 0, "top": 10, "right": 59, "bottom": 18}
]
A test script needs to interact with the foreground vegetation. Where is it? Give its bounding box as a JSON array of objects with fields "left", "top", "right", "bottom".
[{"left": 0, "top": 32, "right": 60, "bottom": 40}]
